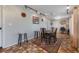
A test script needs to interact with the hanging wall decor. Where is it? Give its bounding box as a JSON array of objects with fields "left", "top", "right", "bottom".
[
  {"left": 32, "top": 16, "right": 39, "bottom": 24},
  {"left": 21, "top": 12, "right": 26, "bottom": 17}
]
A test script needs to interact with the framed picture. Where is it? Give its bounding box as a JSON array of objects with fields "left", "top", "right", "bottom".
[{"left": 32, "top": 16, "right": 39, "bottom": 24}]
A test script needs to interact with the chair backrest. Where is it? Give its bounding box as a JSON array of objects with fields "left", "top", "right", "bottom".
[
  {"left": 40, "top": 28, "right": 46, "bottom": 33},
  {"left": 40, "top": 28, "right": 46, "bottom": 38}
]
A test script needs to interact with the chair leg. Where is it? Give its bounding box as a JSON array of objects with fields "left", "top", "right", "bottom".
[
  {"left": 54, "top": 37, "right": 57, "bottom": 43},
  {"left": 24, "top": 33, "right": 28, "bottom": 43},
  {"left": 19, "top": 42, "right": 21, "bottom": 46},
  {"left": 18, "top": 40, "right": 22, "bottom": 46},
  {"left": 49, "top": 39, "right": 51, "bottom": 44}
]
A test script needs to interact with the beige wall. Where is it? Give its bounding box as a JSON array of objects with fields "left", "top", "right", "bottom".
[
  {"left": 77, "top": 7, "right": 79, "bottom": 51},
  {"left": 70, "top": 7, "right": 78, "bottom": 49}
]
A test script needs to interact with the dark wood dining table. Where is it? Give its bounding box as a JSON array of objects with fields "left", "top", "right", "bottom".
[
  {"left": 34, "top": 29, "right": 57, "bottom": 44},
  {"left": 44, "top": 30, "right": 55, "bottom": 44}
]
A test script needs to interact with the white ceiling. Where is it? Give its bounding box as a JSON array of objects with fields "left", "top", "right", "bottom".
[{"left": 28, "top": 5, "right": 72, "bottom": 19}]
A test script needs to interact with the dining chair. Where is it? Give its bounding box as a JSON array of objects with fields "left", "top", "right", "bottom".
[
  {"left": 44, "top": 33, "right": 51, "bottom": 45},
  {"left": 34, "top": 31, "right": 39, "bottom": 39},
  {"left": 45, "top": 28, "right": 57, "bottom": 44},
  {"left": 40, "top": 28, "right": 46, "bottom": 42},
  {"left": 53, "top": 28, "right": 57, "bottom": 43}
]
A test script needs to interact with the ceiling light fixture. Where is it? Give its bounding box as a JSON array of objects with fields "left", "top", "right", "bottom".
[
  {"left": 67, "top": 6, "right": 70, "bottom": 10},
  {"left": 25, "top": 5, "right": 46, "bottom": 16},
  {"left": 66, "top": 5, "right": 70, "bottom": 14},
  {"left": 66, "top": 5, "right": 70, "bottom": 9}
]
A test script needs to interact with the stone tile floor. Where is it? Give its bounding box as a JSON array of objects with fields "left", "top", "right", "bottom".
[
  {"left": 58, "top": 34, "right": 77, "bottom": 53},
  {"left": 0, "top": 33, "right": 78, "bottom": 53},
  {"left": 2, "top": 42, "right": 47, "bottom": 53}
]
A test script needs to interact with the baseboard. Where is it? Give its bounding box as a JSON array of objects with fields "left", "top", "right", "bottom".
[{"left": 3, "top": 37, "right": 34, "bottom": 48}]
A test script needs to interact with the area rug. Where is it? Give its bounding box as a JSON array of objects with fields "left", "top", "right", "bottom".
[{"left": 32, "top": 38, "right": 62, "bottom": 53}]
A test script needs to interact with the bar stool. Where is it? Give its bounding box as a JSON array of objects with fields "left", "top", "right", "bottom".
[
  {"left": 24, "top": 33, "right": 28, "bottom": 43},
  {"left": 18, "top": 33, "right": 22, "bottom": 46},
  {"left": 34, "top": 31, "right": 39, "bottom": 39}
]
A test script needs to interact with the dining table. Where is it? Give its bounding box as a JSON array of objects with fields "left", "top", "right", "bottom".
[{"left": 44, "top": 30, "right": 55, "bottom": 44}]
